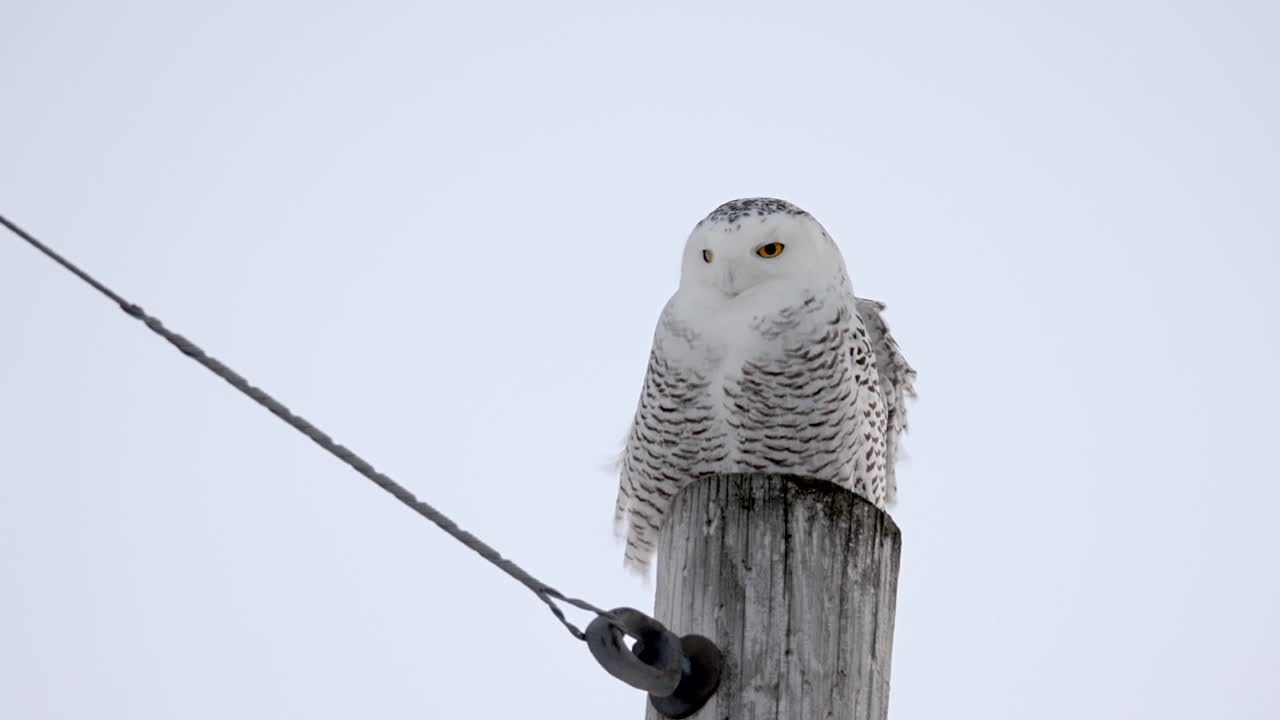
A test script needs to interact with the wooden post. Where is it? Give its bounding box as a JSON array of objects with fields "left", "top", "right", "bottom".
[{"left": 646, "top": 474, "right": 902, "bottom": 720}]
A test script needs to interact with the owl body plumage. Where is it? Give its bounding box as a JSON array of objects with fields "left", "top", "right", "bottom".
[{"left": 614, "top": 199, "right": 915, "bottom": 573}]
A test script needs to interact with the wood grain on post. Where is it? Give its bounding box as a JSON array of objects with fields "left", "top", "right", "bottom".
[{"left": 646, "top": 474, "right": 902, "bottom": 720}]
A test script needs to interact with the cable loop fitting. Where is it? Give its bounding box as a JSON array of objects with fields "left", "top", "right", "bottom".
[{"left": 585, "top": 608, "right": 723, "bottom": 719}]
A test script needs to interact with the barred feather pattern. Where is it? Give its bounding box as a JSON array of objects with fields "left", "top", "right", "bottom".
[
  {"left": 855, "top": 297, "right": 918, "bottom": 504},
  {"left": 615, "top": 289, "right": 912, "bottom": 573}
]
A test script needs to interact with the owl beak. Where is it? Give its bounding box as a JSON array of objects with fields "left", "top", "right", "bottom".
[{"left": 720, "top": 265, "right": 740, "bottom": 298}]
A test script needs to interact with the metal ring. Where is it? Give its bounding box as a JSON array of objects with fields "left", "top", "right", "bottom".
[{"left": 584, "top": 608, "right": 684, "bottom": 696}]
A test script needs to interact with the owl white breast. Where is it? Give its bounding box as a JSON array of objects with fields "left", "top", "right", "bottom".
[{"left": 613, "top": 198, "right": 915, "bottom": 573}]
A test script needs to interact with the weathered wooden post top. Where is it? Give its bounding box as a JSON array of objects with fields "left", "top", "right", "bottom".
[{"left": 645, "top": 473, "right": 902, "bottom": 720}]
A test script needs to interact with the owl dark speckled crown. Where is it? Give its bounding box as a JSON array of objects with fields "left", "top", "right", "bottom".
[{"left": 700, "top": 197, "right": 810, "bottom": 226}]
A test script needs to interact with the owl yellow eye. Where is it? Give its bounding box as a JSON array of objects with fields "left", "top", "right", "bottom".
[
  {"left": 756, "top": 242, "right": 785, "bottom": 258},
  {"left": 702, "top": 249, "right": 713, "bottom": 263}
]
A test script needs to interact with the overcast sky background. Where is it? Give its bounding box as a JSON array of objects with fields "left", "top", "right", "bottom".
[{"left": 2, "top": 2, "right": 1278, "bottom": 718}]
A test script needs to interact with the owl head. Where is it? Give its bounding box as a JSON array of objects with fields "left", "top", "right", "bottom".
[{"left": 680, "top": 198, "right": 847, "bottom": 299}]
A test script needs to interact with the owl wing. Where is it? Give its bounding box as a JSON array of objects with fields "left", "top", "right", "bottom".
[
  {"left": 853, "top": 297, "right": 916, "bottom": 504},
  {"left": 613, "top": 302, "right": 713, "bottom": 574}
]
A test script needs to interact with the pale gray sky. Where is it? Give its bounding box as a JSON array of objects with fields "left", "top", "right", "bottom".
[{"left": 2, "top": 2, "right": 1278, "bottom": 718}]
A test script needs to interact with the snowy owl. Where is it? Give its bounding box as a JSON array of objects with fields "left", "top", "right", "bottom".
[{"left": 613, "top": 198, "right": 916, "bottom": 573}]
